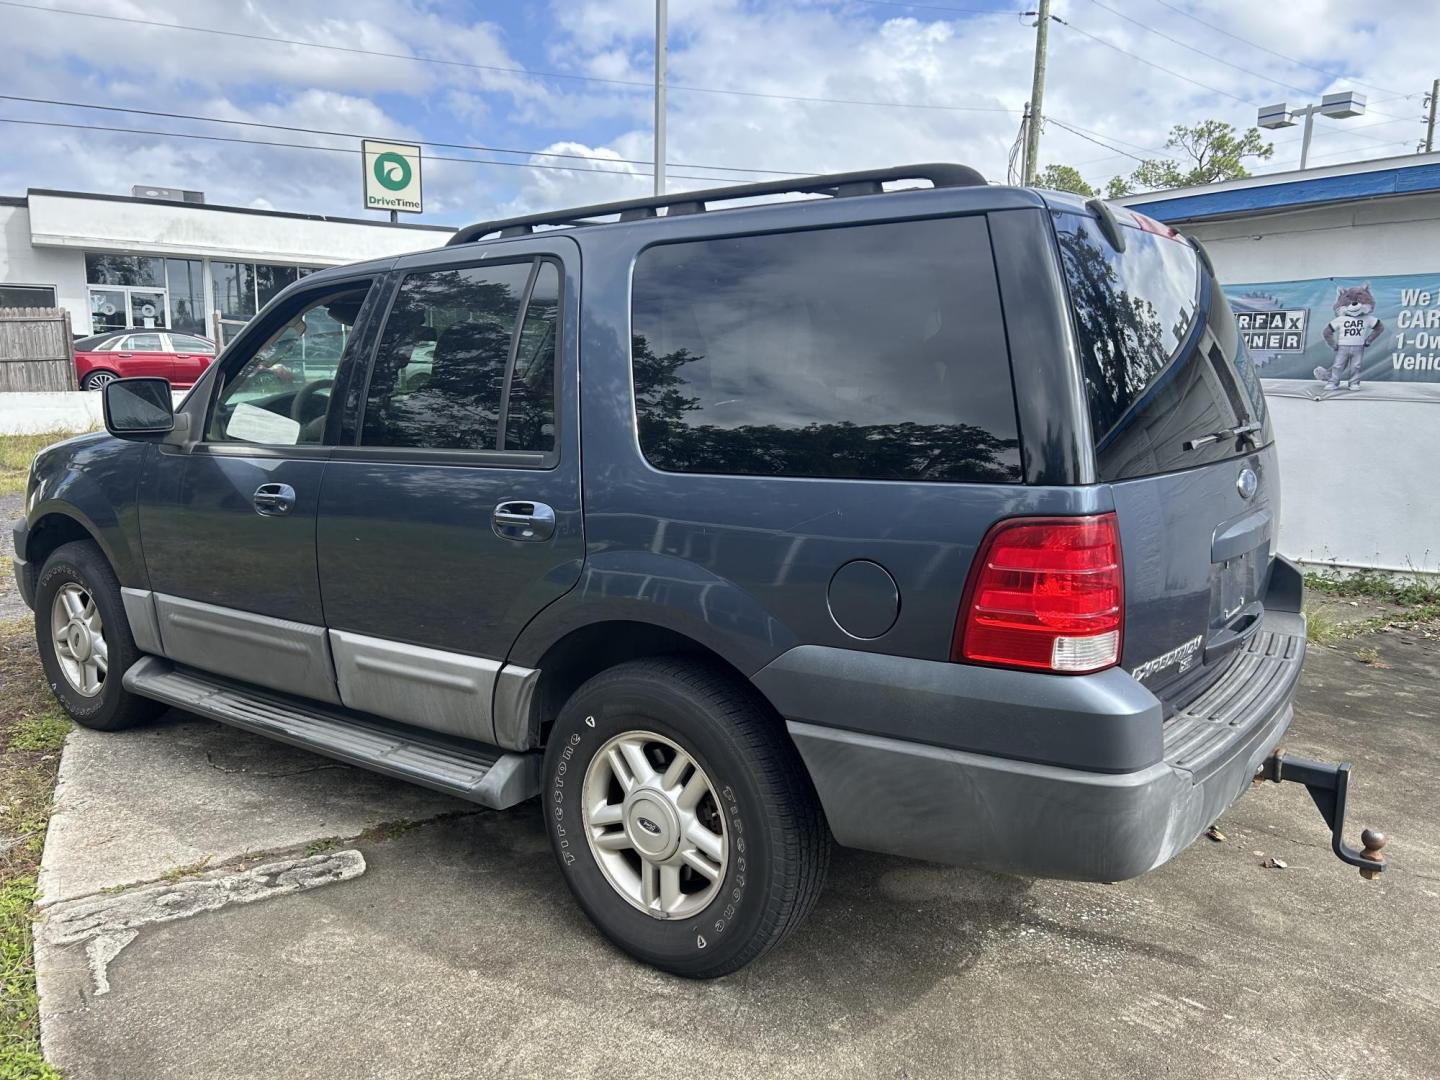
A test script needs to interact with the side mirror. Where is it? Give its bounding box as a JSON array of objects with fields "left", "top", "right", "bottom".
[{"left": 103, "top": 377, "right": 175, "bottom": 439}]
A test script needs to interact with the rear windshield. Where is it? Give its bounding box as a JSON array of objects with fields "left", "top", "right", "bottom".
[{"left": 1054, "top": 210, "right": 1270, "bottom": 482}]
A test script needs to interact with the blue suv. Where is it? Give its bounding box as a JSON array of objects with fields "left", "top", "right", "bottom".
[{"left": 12, "top": 165, "right": 1384, "bottom": 977}]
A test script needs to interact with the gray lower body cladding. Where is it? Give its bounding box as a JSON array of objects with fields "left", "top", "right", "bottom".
[{"left": 766, "top": 609, "right": 1305, "bottom": 881}]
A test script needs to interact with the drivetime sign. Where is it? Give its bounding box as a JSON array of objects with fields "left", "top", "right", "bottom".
[{"left": 362, "top": 139, "right": 423, "bottom": 214}]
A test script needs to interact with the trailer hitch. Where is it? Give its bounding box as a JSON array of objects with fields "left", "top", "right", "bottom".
[{"left": 1258, "top": 749, "right": 1387, "bottom": 878}]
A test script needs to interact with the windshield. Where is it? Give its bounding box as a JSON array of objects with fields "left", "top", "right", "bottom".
[{"left": 1054, "top": 209, "right": 1271, "bottom": 482}]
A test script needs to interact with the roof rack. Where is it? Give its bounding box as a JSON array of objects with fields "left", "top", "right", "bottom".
[{"left": 445, "top": 162, "right": 986, "bottom": 246}]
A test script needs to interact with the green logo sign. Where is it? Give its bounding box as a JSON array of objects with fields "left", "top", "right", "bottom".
[{"left": 373, "top": 152, "right": 412, "bottom": 191}]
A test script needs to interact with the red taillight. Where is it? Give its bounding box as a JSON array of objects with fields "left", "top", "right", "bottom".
[{"left": 953, "top": 513, "right": 1124, "bottom": 674}]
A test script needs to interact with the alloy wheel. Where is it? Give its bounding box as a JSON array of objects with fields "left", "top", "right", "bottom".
[
  {"left": 582, "top": 729, "right": 729, "bottom": 919},
  {"left": 50, "top": 582, "right": 107, "bottom": 697}
]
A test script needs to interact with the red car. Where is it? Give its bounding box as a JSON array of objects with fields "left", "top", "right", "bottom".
[{"left": 74, "top": 331, "right": 217, "bottom": 391}]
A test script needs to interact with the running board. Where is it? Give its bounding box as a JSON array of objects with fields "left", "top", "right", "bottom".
[{"left": 123, "top": 657, "right": 540, "bottom": 809}]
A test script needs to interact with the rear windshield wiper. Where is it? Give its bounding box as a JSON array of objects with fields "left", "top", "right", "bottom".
[{"left": 1182, "top": 422, "right": 1261, "bottom": 452}]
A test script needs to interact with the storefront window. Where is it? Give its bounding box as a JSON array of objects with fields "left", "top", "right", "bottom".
[
  {"left": 212, "top": 261, "right": 257, "bottom": 322},
  {"left": 85, "top": 254, "right": 164, "bottom": 288},
  {"left": 165, "top": 258, "right": 205, "bottom": 334},
  {"left": 256, "top": 264, "right": 301, "bottom": 310}
]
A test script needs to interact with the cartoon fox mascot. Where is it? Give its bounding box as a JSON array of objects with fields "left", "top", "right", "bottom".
[{"left": 1315, "top": 283, "right": 1383, "bottom": 390}]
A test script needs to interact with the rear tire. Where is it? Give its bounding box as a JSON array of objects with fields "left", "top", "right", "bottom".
[
  {"left": 34, "top": 541, "right": 164, "bottom": 732},
  {"left": 82, "top": 370, "right": 117, "bottom": 392},
  {"left": 542, "top": 658, "right": 830, "bottom": 978}
]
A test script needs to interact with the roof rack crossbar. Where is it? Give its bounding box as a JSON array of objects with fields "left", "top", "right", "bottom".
[{"left": 445, "top": 162, "right": 985, "bottom": 246}]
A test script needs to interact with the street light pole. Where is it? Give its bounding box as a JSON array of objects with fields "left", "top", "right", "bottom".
[
  {"left": 654, "top": 0, "right": 667, "bottom": 196},
  {"left": 1258, "top": 93, "right": 1366, "bottom": 171}
]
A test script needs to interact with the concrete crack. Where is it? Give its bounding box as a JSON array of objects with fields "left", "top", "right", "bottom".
[{"left": 41, "top": 849, "right": 366, "bottom": 996}]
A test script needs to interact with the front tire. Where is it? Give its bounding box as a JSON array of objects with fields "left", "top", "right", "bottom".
[
  {"left": 543, "top": 658, "right": 830, "bottom": 978},
  {"left": 35, "top": 541, "right": 163, "bottom": 731}
]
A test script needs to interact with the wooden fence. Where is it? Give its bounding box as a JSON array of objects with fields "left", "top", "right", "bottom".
[{"left": 0, "top": 308, "right": 77, "bottom": 391}]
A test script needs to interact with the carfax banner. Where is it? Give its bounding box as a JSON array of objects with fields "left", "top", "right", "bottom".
[{"left": 1226, "top": 273, "right": 1440, "bottom": 400}]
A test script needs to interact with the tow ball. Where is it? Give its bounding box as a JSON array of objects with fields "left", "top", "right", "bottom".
[{"left": 1257, "top": 749, "right": 1387, "bottom": 879}]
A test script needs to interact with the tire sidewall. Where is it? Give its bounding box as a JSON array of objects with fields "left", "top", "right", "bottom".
[
  {"left": 545, "top": 672, "right": 770, "bottom": 975},
  {"left": 35, "top": 547, "right": 131, "bottom": 727}
]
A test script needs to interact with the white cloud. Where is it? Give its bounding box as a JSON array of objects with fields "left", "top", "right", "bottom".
[{"left": 0, "top": 0, "right": 1433, "bottom": 224}]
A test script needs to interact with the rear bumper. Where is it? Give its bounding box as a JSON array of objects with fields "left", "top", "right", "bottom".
[{"left": 765, "top": 604, "right": 1305, "bottom": 882}]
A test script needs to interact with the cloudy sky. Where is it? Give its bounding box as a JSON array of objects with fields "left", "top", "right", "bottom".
[{"left": 0, "top": 0, "right": 1431, "bottom": 225}]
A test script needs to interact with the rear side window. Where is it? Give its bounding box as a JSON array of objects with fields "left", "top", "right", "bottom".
[
  {"left": 630, "top": 217, "right": 1022, "bottom": 483},
  {"left": 1054, "top": 210, "right": 1269, "bottom": 481},
  {"left": 361, "top": 260, "right": 558, "bottom": 453}
]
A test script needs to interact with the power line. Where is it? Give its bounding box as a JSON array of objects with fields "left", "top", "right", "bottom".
[
  {"left": 0, "top": 93, "right": 800, "bottom": 177},
  {"left": 1142, "top": 0, "right": 1407, "bottom": 99},
  {"left": 1057, "top": 19, "right": 1254, "bottom": 104},
  {"left": 1079, "top": 0, "right": 1316, "bottom": 97},
  {"left": 0, "top": 116, "right": 756, "bottom": 185},
  {"left": 1045, "top": 117, "right": 1152, "bottom": 164},
  {"left": 0, "top": 0, "right": 1022, "bottom": 117}
]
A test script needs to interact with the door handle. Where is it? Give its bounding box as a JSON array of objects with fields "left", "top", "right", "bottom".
[
  {"left": 116, "top": 352, "right": 133, "bottom": 357},
  {"left": 253, "top": 483, "right": 297, "bottom": 517},
  {"left": 493, "top": 500, "right": 556, "bottom": 542}
]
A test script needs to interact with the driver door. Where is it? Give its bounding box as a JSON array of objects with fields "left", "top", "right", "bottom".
[{"left": 136, "top": 275, "right": 380, "bottom": 704}]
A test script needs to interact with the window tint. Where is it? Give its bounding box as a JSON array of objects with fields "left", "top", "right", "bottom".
[
  {"left": 1053, "top": 211, "right": 1269, "bottom": 481},
  {"left": 630, "top": 217, "right": 1021, "bottom": 483},
  {"left": 361, "top": 261, "right": 549, "bottom": 452},
  {"left": 208, "top": 286, "right": 368, "bottom": 446}
]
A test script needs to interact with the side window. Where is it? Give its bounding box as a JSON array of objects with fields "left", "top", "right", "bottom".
[
  {"left": 125, "top": 334, "right": 163, "bottom": 351},
  {"left": 207, "top": 285, "right": 369, "bottom": 446},
  {"left": 169, "top": 334, "right": 214, "bottom": 353},
  {"left": 504, "top": 262, "right": 558, "bottom": 452},
  {"left": 630, "top": 217, "right": 1022, "bottom": 483},
  {"left": 361, "top": 260, "right": 556, "bottom": 453}
]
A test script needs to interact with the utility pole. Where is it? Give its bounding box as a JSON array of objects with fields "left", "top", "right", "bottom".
[
  {"left": 1427, "top": 77, "right": 1438, "bottom": 153},
  {"left": 654, "top": 0, "right": 667, "bottom": 196},
  {"left": 1022, "top": 0, "right": 1051, "bottom": 186}
]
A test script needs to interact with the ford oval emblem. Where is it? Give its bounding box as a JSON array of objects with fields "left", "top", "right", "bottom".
[
  {"left": 636, "top": 817, "right": 662, "bottom": 835},
  {"left": 1236, "top": 467, "right": 1258, "bottom": 500}
]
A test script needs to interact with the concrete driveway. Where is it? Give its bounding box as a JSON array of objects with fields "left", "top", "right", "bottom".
[{"left": 27, "top": 630, "right": 1440, "bottom": 1079}]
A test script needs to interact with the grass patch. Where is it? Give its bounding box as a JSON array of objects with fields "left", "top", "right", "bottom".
[
  {"left": 158, "top": 856, "right": 212, "bottom": 884},
  {"left": 1305, "top": 605, "right": 1345, "bottom": 646},
  {"left": 0, "top": 432, "right": 84, "bottom": 501},
  {"left": 304, "top": 837, "right": 341, "bottom": 857},
  {"left": 0, "top": 616, "right": 66, "bottom": 1078},
  {"left": 5, "top": 714, "right": 69, "bottom": 756},
  {"left": 1305, "top": 569, "right": 1440, "bottom": 608}
]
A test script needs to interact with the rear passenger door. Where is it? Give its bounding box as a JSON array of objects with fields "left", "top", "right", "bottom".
[{"left": 316, "top": 237, "right": 582, "bottom": 746}]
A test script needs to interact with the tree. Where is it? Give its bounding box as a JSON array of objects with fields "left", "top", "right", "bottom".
[
  {"left": 1106, "top": 120, "right": 1273, "bottom": 197},
  {"left": 1033, "top": 164, "right": 1096, "bottom": 196}
]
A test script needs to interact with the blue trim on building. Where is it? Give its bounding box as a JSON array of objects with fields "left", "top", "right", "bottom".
[{"left": 1134, "top": 163, "right": 1440, "bottom": 223}]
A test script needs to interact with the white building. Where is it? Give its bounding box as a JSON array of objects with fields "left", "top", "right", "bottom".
[
  {"left": 1120, "top": 152, "right": 1440, "bottom": 574},
  {"left": 0, "top": 187, "right": 453, "bottom": 339}
]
